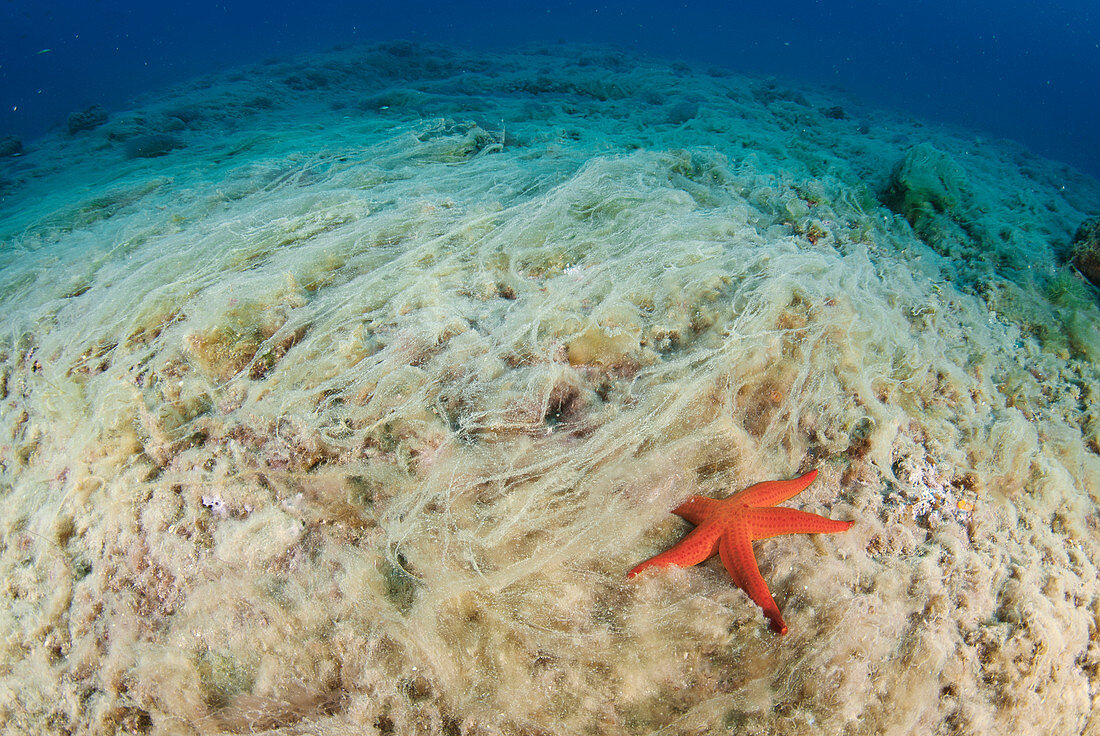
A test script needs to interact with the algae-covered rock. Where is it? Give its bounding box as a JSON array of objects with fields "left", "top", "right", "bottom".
[
  {"left": 566, "top": 323, "right": 637, "bottom": 367},
  {"left": 213, "top": 506, "right": 304, "bottom": 568},
  {"left": 0, "top": 135, "right": 22, "bottom": 157},
  {"left": 883, "top": 143, "right": 972, "bottom": 225},
  {"left": 1071, "top": 217, "right": 1100, "bottom": 288},
  {"left": 125, "top": 133, "right": 184, "bottom": 159},
  {"left": 67, "top": 105, "right": 108, "bottom": 134},
  {"left": 565, "top": 302, "right": 644, "bottom": 369},
  {"left": 185, "top": 299, "right": 305, "bottom": 382}
]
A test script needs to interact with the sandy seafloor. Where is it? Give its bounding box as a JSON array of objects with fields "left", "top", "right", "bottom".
[{"left": 1, "top": 41, "right": 1099, "bottom": 736}]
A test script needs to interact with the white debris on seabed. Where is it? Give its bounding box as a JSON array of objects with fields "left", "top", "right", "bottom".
[
  {"left": 201, "top": 493, "right": 229, "bottom": 518},
  {"left": 889, "top": 453, "right": 975, "bottom": 528}
]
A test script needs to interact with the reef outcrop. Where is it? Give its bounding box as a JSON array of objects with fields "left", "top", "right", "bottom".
[{"left": 1071, "top": 217, "right": 1100, "bottom": 288}]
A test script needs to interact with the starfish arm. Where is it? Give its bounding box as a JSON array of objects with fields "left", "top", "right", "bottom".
[
  {"left": 745, "top": 506, "right": 855, "bottom": 540},
  {"left": 628, "top": 523, "right": 722, "bottom": 578},
  {"left": 736, "top": 469, "right": 819, "bottom": 507},
  {"left": 671, "top": 495, "right": 726, "bottom": 525},
  {"left": 718, "top": 528, "right": 787, "bottom": 635}
]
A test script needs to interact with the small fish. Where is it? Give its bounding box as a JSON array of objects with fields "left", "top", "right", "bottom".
[{"left": 37, "top": 48, "right": 52, "bottom": 55}]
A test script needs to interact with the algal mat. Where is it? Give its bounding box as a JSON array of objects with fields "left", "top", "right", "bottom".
[{"left": 1, "top": 42, "right": 1099, "bottom": 736}]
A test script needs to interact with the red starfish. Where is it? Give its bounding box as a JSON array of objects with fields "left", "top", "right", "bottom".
[{"left": 628, "top": 469, "right": 853, "bottom": 635}]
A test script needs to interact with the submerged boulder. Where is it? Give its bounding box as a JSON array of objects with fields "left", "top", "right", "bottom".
[
  {"left": 883, "top": 142, "right": 972, "bottom": 225},
  {"left": 124, "top": 133, "right": 184, "bottom": 159},
  {"left": 0, "top": 135, "right": 22, "bottom": 157},
  {"left": 67, "top": 105, "right": 108, "bottom": 134},
  {"left": 1071, "top": 217, "right": 1100, "bottom": 288}
]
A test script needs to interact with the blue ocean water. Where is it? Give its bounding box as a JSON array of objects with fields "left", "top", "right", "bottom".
[{"left": 1, "top": 0, "right": 1098, "bottom": 179}]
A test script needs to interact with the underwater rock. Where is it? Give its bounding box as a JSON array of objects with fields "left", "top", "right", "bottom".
[
  {"left": 752, "top": 78, "right": 810, "bottom": 107},
  {"left": 67, "top": 104, "right": 108, "bottom": 134},
  {"left": 283, "top": 68, "right": 340, "bottom": 91},
  {"left": 567, "top": 323, "right": 637, "bottom": 367},
  {"left": 0, "top": 135, "right": 22, "bottom": 157},
  {"left": 124, "top": 133, "right": 185, "bottom": 159},
  {"left": 883, "top": 142, "right": 971, "bottom": 225},
  {"left": 665, "top": 100, "right": 699, "bottom": 125},
  {"left": 1071, "top": 217, "right": 1100, "bottom": 288}
]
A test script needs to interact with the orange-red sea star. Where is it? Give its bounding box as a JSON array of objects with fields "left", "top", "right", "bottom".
[{"left": 628, "top": 469, "right": 853, "bottom": 635}]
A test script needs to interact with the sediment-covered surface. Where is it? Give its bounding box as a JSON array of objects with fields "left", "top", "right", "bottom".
[{"left": 1, "top": 42, "right": 1099, "bottom": 735}]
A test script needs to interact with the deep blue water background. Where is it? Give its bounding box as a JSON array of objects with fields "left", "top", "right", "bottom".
[{"left": 2, "top": 0, "right": 1098, "bottom": 179}]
